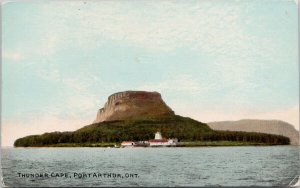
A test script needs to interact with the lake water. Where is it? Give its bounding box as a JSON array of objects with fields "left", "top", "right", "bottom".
[{"left": 1, "top": 146, "right": 300, "bottom": 187}]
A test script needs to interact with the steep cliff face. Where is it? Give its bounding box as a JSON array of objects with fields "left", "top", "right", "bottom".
[
  {"left": 208, "top": 119, "right": 299, "bottom": 145},
  {"left": 93, "top": 91, "right": 174, "bottom": 123}
]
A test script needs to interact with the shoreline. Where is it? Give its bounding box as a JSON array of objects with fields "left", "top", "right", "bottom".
[{"left": 12, "top": 141, "right": 291, "bottom": 148}]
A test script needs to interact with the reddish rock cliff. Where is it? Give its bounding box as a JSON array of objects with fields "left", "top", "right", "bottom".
[{"left": 93, "top": 91, "right": 174, "bottom": 123}]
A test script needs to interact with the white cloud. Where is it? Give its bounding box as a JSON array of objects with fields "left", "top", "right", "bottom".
[
  {"left": 42, "top": 76, "right": 101, "bottom": 116},
  {"left": 137, "top": 74, "right": 218, "bottom": 96},
  {"left": 27, "top": 1, "right": 252, "bottom": 55},
  {"left": 38, "top": 35, "right": 60, "bottom": 57},
  {"left": 36, "top": 67, "right": 61, "bottom": 82},
  {"left": 2, "top": 51, "right": 23, "bottom": 61},
  {"left": 66, "top": 94, "right": 99, "bottom": 113},
  {"left": 6, "top": 1, "right": 295, "bottom": 93},
  {"left": 26, "top": 1, "right": 289, "bottom": 90}
]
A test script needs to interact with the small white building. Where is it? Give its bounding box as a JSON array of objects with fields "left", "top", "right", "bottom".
[
  {"left": 154, "top": 131, "right": 163, "bottom": 140},
  {"left": 121, "top": 141, "right": 136, "bottom": 147},
  {"left": 167, "top": 138, "right": 178, "bottom": 145}
]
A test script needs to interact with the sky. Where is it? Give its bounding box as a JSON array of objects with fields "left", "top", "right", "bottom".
[{"left": 1, "top": 0, "right": 299, "bottom": 146}]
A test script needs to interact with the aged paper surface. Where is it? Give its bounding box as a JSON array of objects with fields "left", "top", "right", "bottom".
[{"left": 1, "top": 0, "right": 300, "bottom": 187}]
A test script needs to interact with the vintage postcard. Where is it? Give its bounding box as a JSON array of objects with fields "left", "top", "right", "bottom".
[{"left": 1, "top": 0, "right": 300, "bottom": 187}]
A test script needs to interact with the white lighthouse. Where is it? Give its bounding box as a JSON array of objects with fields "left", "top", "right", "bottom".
[
  {"left": 154, "top": 131, "right": 163, "bottom": 140},
  {"left": 149, "top": 131, "right": 178, "bottom": 147}
]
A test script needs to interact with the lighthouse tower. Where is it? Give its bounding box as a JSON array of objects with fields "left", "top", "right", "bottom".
[{"left": 154, "top": 131, "right": 163, "bottom": 140}]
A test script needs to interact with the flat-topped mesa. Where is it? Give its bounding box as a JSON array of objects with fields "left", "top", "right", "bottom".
[{"left": 93, "top": 91, "right": 175, "bottom": 123}]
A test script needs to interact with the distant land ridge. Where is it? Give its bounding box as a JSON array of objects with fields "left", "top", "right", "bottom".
[
  {"left": 93, "top": 91, "right": 174, "bottom": 123},
  {"left": 208, "top": 119, "right": 299, "bottom": 145}
]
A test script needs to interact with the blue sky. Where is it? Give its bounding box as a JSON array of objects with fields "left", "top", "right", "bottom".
[{"left": 2, "top": 0, "right": 299, "bottom": 146}]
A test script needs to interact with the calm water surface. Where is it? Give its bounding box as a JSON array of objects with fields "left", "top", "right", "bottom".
[{"left": 1, "top": 146, "right": 300, "bottom": 187}]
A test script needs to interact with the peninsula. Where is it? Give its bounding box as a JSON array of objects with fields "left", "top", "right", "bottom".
[{"left": 14, "top": 91, "right": 290, "bottom": 147}]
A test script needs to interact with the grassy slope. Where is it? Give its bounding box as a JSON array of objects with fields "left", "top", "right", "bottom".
[
  {"left": 75, "top": 115, "right": 212, "bottom": 141},
  {"left": 14, "top": 115, "right": 290, "bottom": 147}
]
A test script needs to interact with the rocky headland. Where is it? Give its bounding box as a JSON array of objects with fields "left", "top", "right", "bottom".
[
  {"left": 14, "top": 91, "right": 291, "bottom": 147},
  {"left": 93, "top": 91, "right": 174, "bottom": 123}
]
